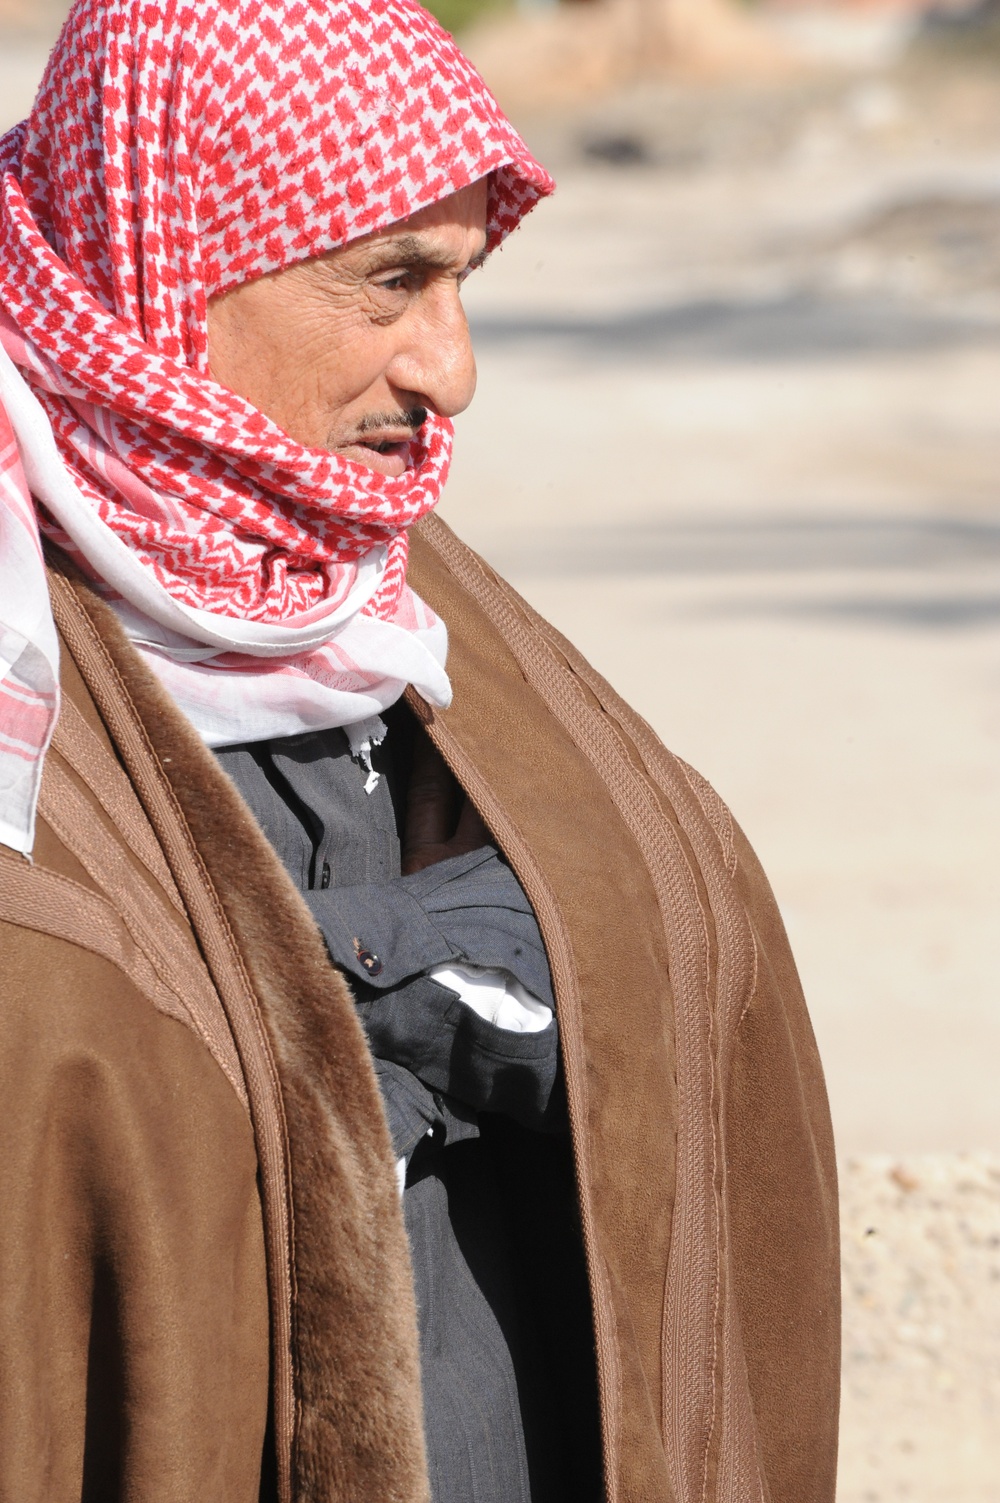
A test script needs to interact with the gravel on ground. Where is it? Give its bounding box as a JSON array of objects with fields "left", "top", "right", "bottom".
[{"left": 840, "top": 1155, "right": 1000, "bottom": 1502}]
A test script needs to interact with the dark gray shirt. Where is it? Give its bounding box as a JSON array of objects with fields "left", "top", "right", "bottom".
[{"left": 216, "top": 722, "right": 567, "bottom": 1503}]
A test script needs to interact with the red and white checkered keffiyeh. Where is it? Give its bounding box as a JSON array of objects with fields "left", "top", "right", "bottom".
[{"left": 0, "top": 0, "right": 552, "bottom": 853}]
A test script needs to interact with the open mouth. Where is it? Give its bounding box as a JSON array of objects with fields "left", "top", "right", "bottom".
[
  {"left": 343, "top": 410, "right": 427, "bottom": 474},
  {"left": 353, "top": 406, "right": 427, "bottom": 459},
  {"left": 342, "top": 435, "right": 415, "bottom": 476}
]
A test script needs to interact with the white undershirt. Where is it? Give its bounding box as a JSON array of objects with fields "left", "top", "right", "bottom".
[
  {"left": 394, "top": 963, "right": 553, "bottom": 1195},
  {"left": 428, "top": 962, "right": 553, "bottom": 1034}
]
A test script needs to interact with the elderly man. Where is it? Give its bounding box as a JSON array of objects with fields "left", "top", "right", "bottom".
[{"left": 0, "top": 1, "right": 839, "bottom": 1500}]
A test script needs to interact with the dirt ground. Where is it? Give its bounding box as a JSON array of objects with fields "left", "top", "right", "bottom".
[
  {"left": 840, "top": 1153, "right": 1000, "bottom": 1502},
  {"left": 1, "top": 15, "right": 999, "bottom": 1500}
]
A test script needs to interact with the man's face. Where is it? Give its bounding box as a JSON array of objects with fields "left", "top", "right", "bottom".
[{"left": 207, "top": 178, "right": 489, "bottom": 477}]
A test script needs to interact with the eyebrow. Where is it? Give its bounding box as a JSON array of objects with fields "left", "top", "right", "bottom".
[{"left": 361, "top": 232, "right": 489, "bottom": 274}]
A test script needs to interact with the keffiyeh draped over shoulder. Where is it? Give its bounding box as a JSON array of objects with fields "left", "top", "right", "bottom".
[{"left": 0, "top": 0, "right": 552, "bottom": 853}]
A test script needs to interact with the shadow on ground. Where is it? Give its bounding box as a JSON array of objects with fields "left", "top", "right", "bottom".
[
  {"left": 489, "top": 513, "right": 1000, "bottom": 574},
  {"left": 487, "top": 514, "right": 1000, "bottom": 629},
  {"left": 716, "top": 593, "right": 1000, "bottom": 628},
  {"left": 471, "top": 293, "right": 1000, "bottom": 362}
]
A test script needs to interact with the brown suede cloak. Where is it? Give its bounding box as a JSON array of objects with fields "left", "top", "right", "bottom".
[{"left": 0, "top": 517, "right": 839, "bottom": 1503}]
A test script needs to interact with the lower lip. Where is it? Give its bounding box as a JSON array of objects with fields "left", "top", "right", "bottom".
[{"left": 342, "top": 443, "right": 410, "bottom": 478}]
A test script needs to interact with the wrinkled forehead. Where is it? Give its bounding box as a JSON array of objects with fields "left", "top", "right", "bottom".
[{"left": 24, "top": 0, "right": 553, "bottom": 301}]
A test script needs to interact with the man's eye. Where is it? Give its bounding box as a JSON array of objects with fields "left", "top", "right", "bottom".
[{"left": 374, "top": 271, "right": 415, "bottom": 293}]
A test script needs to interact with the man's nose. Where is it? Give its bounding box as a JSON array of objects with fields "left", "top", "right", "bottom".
[{"left": 386, "top": 284, "right": 478, "bottom": 419}]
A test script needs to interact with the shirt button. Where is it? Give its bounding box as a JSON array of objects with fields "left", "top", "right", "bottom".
[
  {"left": 358, "top": 949, "right": 383, "bottom": 977},
  {"left": 319, "top": 861, "right": 331, "bottom": 889},
  {"left": 353, "top": 937, "right": 383, "bottom": 976}
]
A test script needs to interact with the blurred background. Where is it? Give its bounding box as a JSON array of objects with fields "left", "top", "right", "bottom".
[{"left": 2, "top": 0, "right": 999, "bottom": 1494}]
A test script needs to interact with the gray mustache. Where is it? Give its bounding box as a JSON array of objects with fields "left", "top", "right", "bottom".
[{"left": 355, "top": 406, "right": 428, "bottom": 437}]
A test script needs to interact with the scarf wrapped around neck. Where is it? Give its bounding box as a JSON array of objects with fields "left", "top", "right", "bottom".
[{"left": 0, "top": 0, "right": 552, "bottom": 853}]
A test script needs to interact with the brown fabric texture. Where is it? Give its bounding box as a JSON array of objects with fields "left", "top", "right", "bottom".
[
  {"left": 0, "top": 866, "right": 269, "bottom": 1502},
  {"left": 0, "top": 531, "right": 838, "bottom": 1502},
  {"left": 44, "top": 563, "right": 431, "bottom": 1503},
  {"left": 406, "top": 515, "right": 840, "bottom": 1503}
]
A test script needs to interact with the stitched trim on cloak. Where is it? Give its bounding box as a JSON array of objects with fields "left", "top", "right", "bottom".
[
  {"left": 53, "top": 693, "right": 187, "bottom": 913},
  {"left": 413, "top": 513, "right": 766, "bottom": 1503},
  {"left": 494, "top": 566, "right": 765, "bottom": 1502},
  {"left": 0, "top": 850, "right": 209, "bottom": 1033},
  {"left": 38, "top": 754, "right": 248, "bottom": 1109},
  {"left": 47, "top": 568, "right": 298, "bottom": 1503}
]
